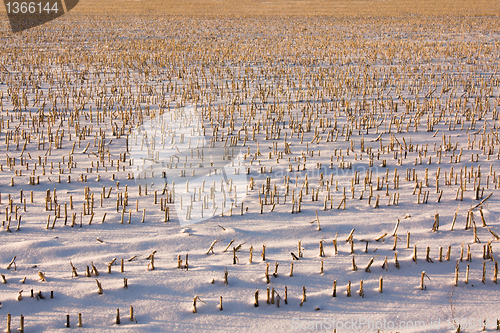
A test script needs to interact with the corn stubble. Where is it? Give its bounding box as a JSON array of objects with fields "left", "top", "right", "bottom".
[{"left": 0, "top": 0, "right": 499, "bottom": 328}]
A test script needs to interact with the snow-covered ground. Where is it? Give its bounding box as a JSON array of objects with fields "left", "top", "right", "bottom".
[{"left": 0, "top": 13, "right": 499, "bottom": 332}]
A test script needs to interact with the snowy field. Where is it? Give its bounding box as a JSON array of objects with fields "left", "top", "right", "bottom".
[{"left": 0, "top": 4, "right": 500, "bottom": 332}]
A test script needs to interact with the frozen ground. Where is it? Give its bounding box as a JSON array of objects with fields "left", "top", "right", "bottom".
[{"left": 0, "top": 12, "right": 499, "bottom": 333}]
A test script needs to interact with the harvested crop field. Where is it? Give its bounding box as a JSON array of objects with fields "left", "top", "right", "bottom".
[{"left": 0, "top": 1, "right": 500, "bottom": 332}]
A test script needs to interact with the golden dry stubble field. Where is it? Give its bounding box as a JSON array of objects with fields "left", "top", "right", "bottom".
[
  {"left": 1, "top": 0, "right": 498, "bottom": 16},
  {"left": 0, "top": 0, "right": 499, "bottom": 332},
  {"left": 65, "top": 0, "right": 499, "bottom": 16}
]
